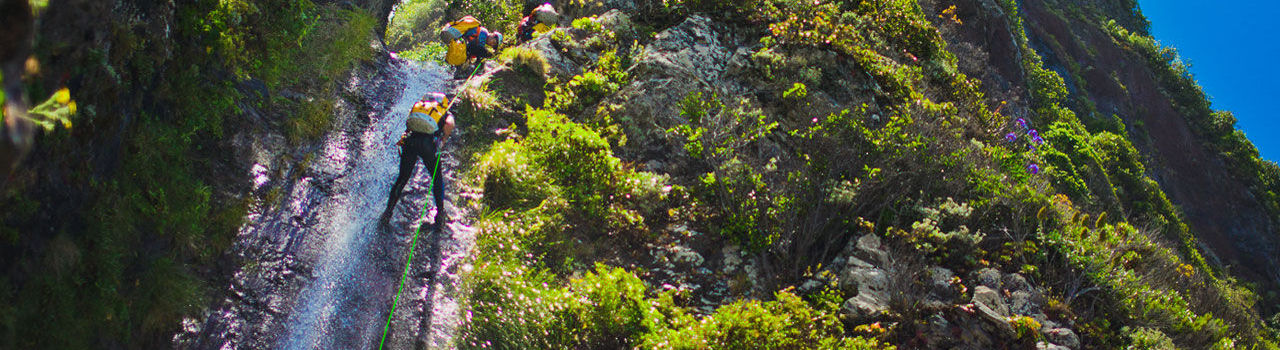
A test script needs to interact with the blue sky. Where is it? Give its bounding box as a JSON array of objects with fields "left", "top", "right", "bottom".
[{"left": 1136, "top": 1, "right": 1280, "bottom": 161}]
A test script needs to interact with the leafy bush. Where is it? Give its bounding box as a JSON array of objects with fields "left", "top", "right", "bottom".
[
  {"left": 1123, "top": 327, "right": 1176, "bottom": 350},
  {"left": 474, "top": 107, "right": 667, "bottom": 239},
  {"left": 524, "top": 110, "right": 624, "bottom": 217},
  {"left": 397, "top": 41, "right": 447, "bottom": 64},
  {"left": 669, "top": 92, "right": 784, "bottom": 250},
  {"left": 498, "top": 47, "right": 549, "bottom": 78},
  {"left": 461, "top": 263, "right": 890, "bottom": 350},
  {"left": 386, "top": 0, "right": 448, "bottom": 51},
  {"left": 477, "top": 139, "right": 558, "bottom": 211},
  {"left": 640, "top": 291, "right": 894, "bottom": 349},
  {"left": 1009, "top": 315, "right": 1043, "bottom": 340},
  {"left": 545, "top": 49, "right": 631, "bottom": 117},
  {"left": 450, "top": 0, "right": 524, "bottom": 36},
  {"left": 890, "top": 198, "right": 985, "bottom": 265},
  {"left": 461, "top": 264, "right": 658, "bottom": 349}
]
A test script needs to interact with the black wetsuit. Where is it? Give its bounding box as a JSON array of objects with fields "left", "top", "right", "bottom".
[
  {"left": 385, "top": 131, "right": 446, "bottom": 224},
  {"left": 454, "top": 29, "right": 495, "bottom": 79},
  {"left": 517, "top": 16, "right": 539, "bottom": 43},
  {"left": 466, "top": 30, "right": 495, "bottom": 60}
]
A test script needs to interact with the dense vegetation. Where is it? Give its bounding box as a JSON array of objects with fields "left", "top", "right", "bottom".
[
  {"left": 2, "top": 0, "right": 1279, "bottom": 348},
  {"left": 1, "top": 0, "right": 375, "bottom": 347},
  {"left": 425, "top": 0, "right": 1280, "bottom": 348}
]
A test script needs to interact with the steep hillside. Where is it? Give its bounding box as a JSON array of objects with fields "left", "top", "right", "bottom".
[
  {"left": 429, "top": 0, "right": 1280, "bottom": 348},
  {"left": 2, "top": 0, "right": 1279, "bottom": 349},
  {"left": 1011, "top": 0, "right": 1279, "bottom": 292}
]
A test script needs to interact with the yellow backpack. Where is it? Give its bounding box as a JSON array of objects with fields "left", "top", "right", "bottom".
[
  {"left": 407, "top": 94, "right": 450, "bottom": 134},
  {"left": 441, "top": 16, "right": 482, "bottom": 66},
  {"left": 445, "top": 41, "right": 468, "bottom": 66},
  {"left": 438, "top": 16, "right": 482, "bottom": 43}
]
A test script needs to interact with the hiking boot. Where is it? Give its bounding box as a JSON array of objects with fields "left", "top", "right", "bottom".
[
  {"left": 434, "top": 211, "right": 449, "bottom": 231},
  {"left": 377, "top": 210, "right": 393, "bottom": 230}
]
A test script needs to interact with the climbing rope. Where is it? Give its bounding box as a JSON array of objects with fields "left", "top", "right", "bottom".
[{"left": 377, "top": 60, "right": 485, "bottom": 350}]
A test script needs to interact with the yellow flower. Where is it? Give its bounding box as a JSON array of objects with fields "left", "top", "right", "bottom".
[
  {"left": 54, "top": 88, "right": 71, "bottom": 105},
  {"left": 68, "top": 101, "right": 77, "bottom": 115},
  {"left": 61, "top": 118, "right": 73, "bottom": 129}
]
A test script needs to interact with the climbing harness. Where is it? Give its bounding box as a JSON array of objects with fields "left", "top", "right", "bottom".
[{"left": 378, "top": 61, "right": 485, "bottom": 350}]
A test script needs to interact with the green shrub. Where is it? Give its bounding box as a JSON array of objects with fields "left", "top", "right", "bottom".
[
  {"left": 460, "top": 263, "right": 655, "bottom": 349},
  {"left": 452, "top": 0, "right": 523, "bottom": 35},
  {"left": 397, "top": 41, "right": 447, "bottom": 64},
  {"left": 640, "top": 291, "right": 893, "bottom": 349},
  {"left": 698, "top": 158, "right": 778, "bottom": 250},
  {"left": 890, "top": 198, "right": 985, "bottom": 265},
  {"left": 385, "top": 0, "right": 448, "bottom": 51},
  {"left": 1009, "top": 315, "right": 1043, "bottom": 340},
  {"left": 670, "top": 92, "right": 776, "bottom": 164},
  {"left": 545, "top": 49, "right": 631, "bottom": 117},
  {"left": 460, "top": 260, "right": 575, "bottom": 349},
  {"left": 1123, "top": 327, "right": 1176, "bottom": 349},
  {"left": 475, "top": 107, "right": 666, "bottom": 236},
  {"left": 524, "top": 109, "right": 623, "bottom": 218},
  {"left": 667, "top": 91, "right": 787, "bottom": 251},
  {"left": 477, "top": 139, "right": 557, "bottom": 211},
  {"left": 461, "top": 263, "right": 890, "bottom": 350},
  {"left": 498, "top": 47, "right": 549, "bottom": 78},
  {"left": 284, "top": 98, "right": 336, "bottom": 144}
]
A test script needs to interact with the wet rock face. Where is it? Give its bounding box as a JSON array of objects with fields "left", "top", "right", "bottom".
[{"left": 174, "top": 57, "right": 468, "bottom": 349}]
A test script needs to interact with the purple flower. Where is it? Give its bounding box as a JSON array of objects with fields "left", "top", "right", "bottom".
[
  {"left": 1032, "top": 135, "right": 1045, "bottom": 145},
  {"left": 1028, "top": 163, "right": 1040, "bottom": 175},
  {"left": 1027, "top": 129, "right": 1039, "bottom": 138},
  {"left": 1028, "top": 143, "right": 1037, "bottom": 151},
  {"left": 1016, "top": 118, "right": 1028, "bottom": 129},
  {"left": 1005, "top": 132, "right": 1018, "bottom": 142}
]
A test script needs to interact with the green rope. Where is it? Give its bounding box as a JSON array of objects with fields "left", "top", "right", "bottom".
[{"left": 377, "top": 59, "right": 484, "bottom": 350}]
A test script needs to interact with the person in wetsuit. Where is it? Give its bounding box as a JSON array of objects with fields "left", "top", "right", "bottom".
[{"left": 382, "top": 92, "right": 455, "bottom": 229}]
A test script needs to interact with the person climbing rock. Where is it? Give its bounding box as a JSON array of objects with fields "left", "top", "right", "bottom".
[
  {"left": 439, "top": 16, "right": 502, "bottom": 78},
  {"left": 382, "top": 92, "right": 455, "bottom": 230},
  {"left": 521, "top": 0, "right": 552, "bottom": 18},
  {"left": 516, "top": 3, "right": 559, "bottom": 43}
]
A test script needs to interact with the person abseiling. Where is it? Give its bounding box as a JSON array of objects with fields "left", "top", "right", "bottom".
[
  {"left": 439, "top": 16, "right": 502, "bottom": 77},
  {"left": 516, "top": 3, "right": 559, "bottom": 43},
  {"left": 382, "top": 92, "right": 455, "bottom": 229}
]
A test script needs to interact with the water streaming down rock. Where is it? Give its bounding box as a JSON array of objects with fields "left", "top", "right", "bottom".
[{"left": 177, "top": 57, "right": 478, "bottom": 349}]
